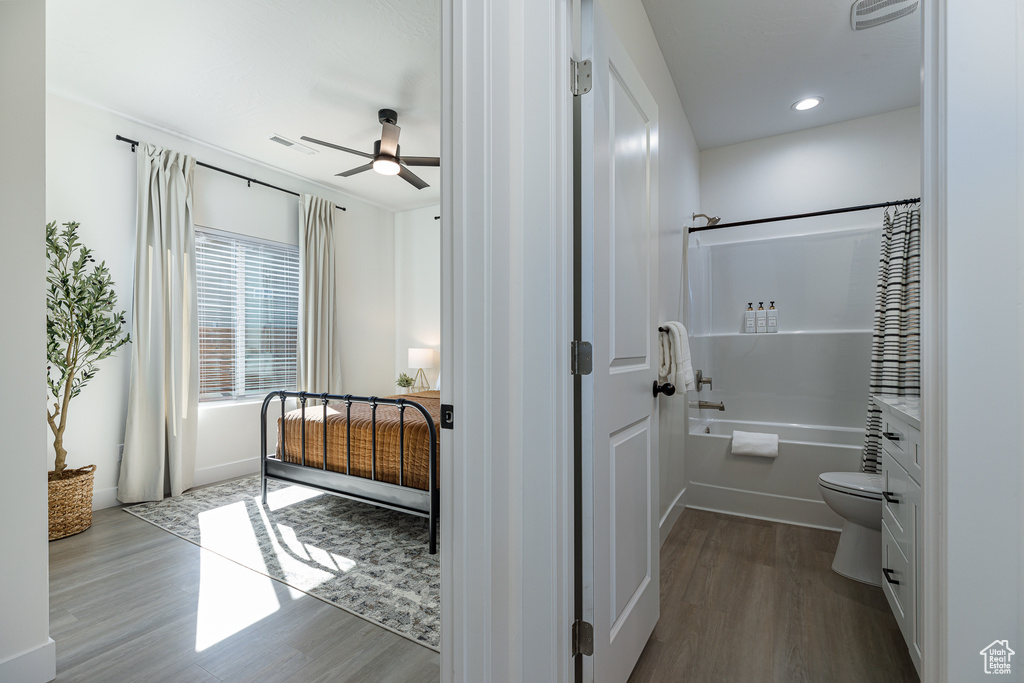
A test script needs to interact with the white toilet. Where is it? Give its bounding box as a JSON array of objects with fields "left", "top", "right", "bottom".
[{"left": 817, "top": 471, "right": 884, "bottom": 586}]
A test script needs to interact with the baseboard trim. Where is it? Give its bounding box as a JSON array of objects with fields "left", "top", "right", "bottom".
[
  {"left": 192, "top": 457, "right": 260, "bottom": 489},
  {"left": 92, "top": 486, "right": 120, "bottom": 511},
  {"left": 92, "top": 458, "right": 261, "bottom": 510},
  {"left": 659, "top": 487, "right": 687, "bottom": 546},
  {"left": 687, "top": 481, "right": 843, "bottom": 531},
  {"left": 0, "top": 638, "right": 56, "bottom": 683}
]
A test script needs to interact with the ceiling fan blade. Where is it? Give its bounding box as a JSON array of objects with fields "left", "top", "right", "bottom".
[
  {"left": 398, "top": 165, "right": 429, "bottom": 189},
  {"left": 336, "top": 163, "right": 374, "bottom": 177},
  {"left": 379, "top": 122, "right": 401, "bottom": 157},
  {"left": 400, "top": 156, "right": 441, "bottom": 167},
  {"left": 300, "top": 136, "right": 373, "bottom": 159}
]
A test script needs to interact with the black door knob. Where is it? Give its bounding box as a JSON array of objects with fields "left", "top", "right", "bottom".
[{"left": 653, "top": 381, "right": 676, "bottom": 397}]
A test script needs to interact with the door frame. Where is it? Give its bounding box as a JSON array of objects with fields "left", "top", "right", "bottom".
[
  {"left": 440, "top": 0, "right": 576, "bottom": 680},
  {"left": 920, "top": 0, "right": 1024, "bottom": 681}
]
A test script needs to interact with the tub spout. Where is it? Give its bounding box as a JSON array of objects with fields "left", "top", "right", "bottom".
[{"left": 690, "top": 400, "right": 725, "bottom": 412}]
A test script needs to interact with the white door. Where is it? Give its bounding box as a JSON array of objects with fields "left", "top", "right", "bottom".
[{"left": 578, "top": 1, "right": 660, "bottom": 681}]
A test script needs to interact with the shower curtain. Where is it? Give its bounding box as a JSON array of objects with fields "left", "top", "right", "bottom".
[{"left": 861, "top": 206, "right": 920, "bottom": 474}]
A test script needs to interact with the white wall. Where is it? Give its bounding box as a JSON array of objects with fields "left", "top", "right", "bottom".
[
  {"left": 46, "top": 93, "right": 396, "bottom": 507},
  {"left": 699, "top": 107, "right": 922, "bottom": 243},
  {"left": 599, "top": 0, "right": 702, "bottom": 538},
  {"left": 335, "top": 202, "right": 397, "bottom": 398},
  {"left": 395, "top": 205, "right": 441, "bottom": 390},
  {"left": 0, "top": 2, "right": 56, "bottom": 680}
]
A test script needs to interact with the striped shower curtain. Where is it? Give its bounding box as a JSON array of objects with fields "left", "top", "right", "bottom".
[{"left": 861, "top": 206, "right": 921, "bottom": 473}]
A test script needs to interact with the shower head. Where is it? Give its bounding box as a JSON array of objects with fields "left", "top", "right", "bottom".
[
  {"left": 850, "top": 0, "right": 918, "bottom": 30},
  {"left": 693, "top": 213, "right": 721, "bottom": 227}
]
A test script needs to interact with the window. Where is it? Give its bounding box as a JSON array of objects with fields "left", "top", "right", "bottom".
[{"left": 196, "top": 227, "right": 300, "bottom": 401}]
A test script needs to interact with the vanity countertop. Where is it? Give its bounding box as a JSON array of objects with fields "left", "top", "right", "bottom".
[{"left": 871, "top": 395, "right": 921, "bottom": 430}]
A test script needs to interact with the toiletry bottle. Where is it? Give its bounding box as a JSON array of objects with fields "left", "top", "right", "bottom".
[
  {"left": 767, "top": 301, "right": 778, "bottom": 333},
  {"left": 744, "top": 303, "right": 756, "bottom": 334},
  {"left": 755, "top": 302, "right": 767, "bottom": 333}
]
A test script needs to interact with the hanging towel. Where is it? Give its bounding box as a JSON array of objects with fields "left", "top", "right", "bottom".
[
  {"left": 658, "top": 321, "right": 695, "bottom": 391},
  {"left": 731, "top": 430, "right": 779, "bottom": 458}
]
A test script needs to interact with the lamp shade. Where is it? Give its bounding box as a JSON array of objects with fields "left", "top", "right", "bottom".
[{"left": 408, "top": 348, "right": 433, "bottom": 369}]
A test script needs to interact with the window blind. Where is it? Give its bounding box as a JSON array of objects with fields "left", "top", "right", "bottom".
[{"left": 195, "top": 227, "right": 300, "bottom": 401}]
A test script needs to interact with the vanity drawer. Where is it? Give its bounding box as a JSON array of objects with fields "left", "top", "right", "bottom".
[
  {"left": 907, "top": 426, "right": 922, "bottom": 483},
  {"left": 882, "top": 415, "right": 910, "bottom": 471},
  {"left": 881, "top": 451, "right": 911, "bottom": 560},
  {"left": 882, "top": 520, "right": 911, "bottom": 644}
]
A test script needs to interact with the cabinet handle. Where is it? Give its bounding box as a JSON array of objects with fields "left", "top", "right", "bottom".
[
  {"left": 882, "top": 567, "right": 900, "bottom": 585},
  {"left": 883, "top": 431, "right": 901, "bottom": 442},
  {"left": 883, "top": 491, "right": 899, "bottom": 504}
]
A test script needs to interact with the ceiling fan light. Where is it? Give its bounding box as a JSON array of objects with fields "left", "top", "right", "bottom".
[{"left": 372, "top": 157, "right": 401, "bottom": 176}]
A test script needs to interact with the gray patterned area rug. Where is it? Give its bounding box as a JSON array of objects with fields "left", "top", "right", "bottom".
[{"left": 124, "top": 475, "right": 439, "bottom": 650}]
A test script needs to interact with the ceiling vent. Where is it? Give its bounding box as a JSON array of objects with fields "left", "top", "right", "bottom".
[
  {"left": 269, "top": 135, "right": 316, "bottom": 155},
  {"left": 850, "top": 0, "right": 919, "bottom": 30}
]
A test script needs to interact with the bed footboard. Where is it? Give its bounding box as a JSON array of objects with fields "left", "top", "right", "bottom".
[{"left": 259, "top": 391, "right": 439, "bottom": 554}]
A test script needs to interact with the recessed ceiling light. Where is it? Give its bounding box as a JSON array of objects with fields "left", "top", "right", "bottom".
[{"left": 792, "top": 97, "right": 823, "bottom": 111}]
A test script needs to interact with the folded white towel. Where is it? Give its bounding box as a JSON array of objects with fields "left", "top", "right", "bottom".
[
  {"left": 658, "top": 321, "right": 695, "bottom": 391},
  {"left": 731, "top": 430, "right": 779, "bottom": 458}
]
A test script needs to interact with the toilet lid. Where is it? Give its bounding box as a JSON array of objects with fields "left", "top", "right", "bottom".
[{"left": 818, "top": 472, "right": 883, "bottom": 497}]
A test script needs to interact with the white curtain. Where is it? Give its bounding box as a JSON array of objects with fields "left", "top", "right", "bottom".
[
  {"left": 298, "top": 194, "right": 342, "bottom": 392},
  {"left": 118, "top": 143, "right": 199, "bottom": 503}
]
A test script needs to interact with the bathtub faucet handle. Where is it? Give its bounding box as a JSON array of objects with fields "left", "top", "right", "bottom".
[{"left": 695, "top": 369, "right": 713, "bottom": 391}]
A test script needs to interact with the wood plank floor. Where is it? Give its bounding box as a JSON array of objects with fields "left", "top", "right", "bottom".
[
  {"left": 49, "top": 507, "right": 440, "bottom": 683},
  {"left": 628, "top": 509, "right": 919, "bottom": 683},
  {"left": 53, "top": 506, "right": 917, "bottom": 682}
]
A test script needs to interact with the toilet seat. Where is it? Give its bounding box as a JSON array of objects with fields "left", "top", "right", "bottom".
[{"left": 818, "top": 472, "right": 883, "bottom": 500}]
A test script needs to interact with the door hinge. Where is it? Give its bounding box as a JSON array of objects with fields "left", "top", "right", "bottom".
[
  {"left": 571, "top": 58, "right": 592, "bottom": 96},
  {"left": 570, "top": 341, "right": 593, "bottom": 376},
  {"left": 440, "top": 404, "right": 454, "bottom": 430},
  {"left": 571, "top": 620, "right": 594, "bottom": 657}
]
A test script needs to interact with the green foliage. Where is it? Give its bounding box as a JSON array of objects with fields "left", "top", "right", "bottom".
[
  {"left": 396, "top": 372, "right": 415, "bottom": 388},
  {"left": 46, "top": 221, "right": 131, "bottom": 473}
]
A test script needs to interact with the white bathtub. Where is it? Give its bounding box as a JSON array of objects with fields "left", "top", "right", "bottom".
[{"left": 685, "top": 417, "right": 866, "bottom": 530}]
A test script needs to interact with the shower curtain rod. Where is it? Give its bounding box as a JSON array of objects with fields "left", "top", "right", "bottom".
[
  {"left": 115, "top": 135, "right": 347, "bottom": 211},
  {"left": 688, "top": 197, "right": 920, "bottom": 233}
]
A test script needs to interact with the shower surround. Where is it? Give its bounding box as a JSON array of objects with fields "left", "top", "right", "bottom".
[{"left": 685, "top": 224, "right": 882, "bottom": 529}]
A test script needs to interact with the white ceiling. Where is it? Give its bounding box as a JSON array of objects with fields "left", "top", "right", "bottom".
[
  {"left": 49, "top": 0, "right": 920, "bottom": 199},
  {"left": 47, "top": 0, "right": 441, "bottom": 212},
  {"left": 640, "top": 0, "right": 921, "bottom": 150}
]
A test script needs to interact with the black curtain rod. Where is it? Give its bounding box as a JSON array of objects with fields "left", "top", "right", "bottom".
[
  {"left": 115, "top": 135, "right": 346, "bottom": 211},
  {"left": 689, "top": 197, "right": 921, "bottom": 233}
]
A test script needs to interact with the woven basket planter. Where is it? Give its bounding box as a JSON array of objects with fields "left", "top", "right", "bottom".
[{"left": 48, "top": 464, "right": 96, "bottom": 540}]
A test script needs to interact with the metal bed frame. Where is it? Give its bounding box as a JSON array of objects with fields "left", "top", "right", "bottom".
[{"left": 260, "top": 390, "right": 439, "bottom": 554}]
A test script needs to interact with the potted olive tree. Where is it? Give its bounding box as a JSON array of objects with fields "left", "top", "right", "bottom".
[{"left": 46, "top": 221, "right": 130, "bottom": 539}]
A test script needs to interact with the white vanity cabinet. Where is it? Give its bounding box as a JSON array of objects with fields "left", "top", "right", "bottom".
[{"left": 874, "top": 396, "right": 922, "bottom": 674}]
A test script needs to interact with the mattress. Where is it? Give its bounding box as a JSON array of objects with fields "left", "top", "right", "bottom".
[{"left": 277, "top": 390, "right": 440, "bottom": 491}]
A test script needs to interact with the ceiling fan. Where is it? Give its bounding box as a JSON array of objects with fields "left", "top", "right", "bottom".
[{"left": 301, "top": 109, "right": 440, "bottom": 190}]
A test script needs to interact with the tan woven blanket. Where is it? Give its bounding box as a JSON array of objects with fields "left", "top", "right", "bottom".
[{"left": 277, "top": 391, "right": 440, "bottom": 491}]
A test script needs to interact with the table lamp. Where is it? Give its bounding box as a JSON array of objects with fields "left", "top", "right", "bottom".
[{"left": 408, "top": 348, "right": 433, "bottom": 392}]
